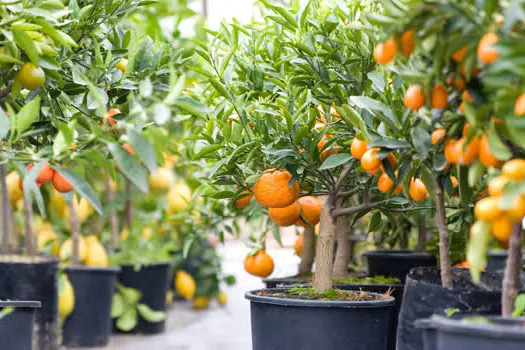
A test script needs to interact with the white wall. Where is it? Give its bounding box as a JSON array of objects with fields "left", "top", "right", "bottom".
[{"left": 205, "top": 0, "right": 259, "bottom": 28}]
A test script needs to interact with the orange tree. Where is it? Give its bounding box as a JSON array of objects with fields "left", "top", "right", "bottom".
[{"left": 375, "top": 0, "right": 525, "bottom": 315}]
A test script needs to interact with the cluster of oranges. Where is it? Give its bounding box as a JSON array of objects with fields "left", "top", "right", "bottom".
[
  {"left": 373, "top": 30, "right": 415, "bottom": 65},
  {"left": 474, "top": 159, "right": 525, "bottom": 244},
  {"left": 19, "top": 162, "right": 73, "bottom": 194}
]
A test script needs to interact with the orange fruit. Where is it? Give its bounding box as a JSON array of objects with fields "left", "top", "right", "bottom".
[
  {"left": 401, "top": 30, "right": 415, "bottom": 56},
  {"left": 514, "top": 93, "right": 525, "bottom": 116},
  {"left": 254, "top": 169, "right": 300, "bottom": 208},
  {"left": 296, "top": 196, "right": 322, "bottom": 227},
  {"left": 378, "top": 172, "right": 402, "bottom": 194},
  {"left": 52, "top": 167, "right": 73, "bottom": 193},
  {"left": 360, "top": 148, "right": 382, "bottom": 175},
  {"left": 431, "top": 129, "right": 446, "bottom": 145},
  {"left": 462, "top": 122, "right": 471, "bottom": 137},
  {"left": 380, "top": 153, "right": 397, "bottom": 172},
  {"left": 508, "top": 194, "right": 525, "bottom": 222},
  {"left": 18, "top": 62, "right": 45, "bottom": 91},
  {"left": 451, "top": 176, "right": 459, "bottom": 188},
  {"left": 491, "top": 215, "right": 513, "bottom": 242},
  {"left": 404, "top": 85, "right": 425, "bottom": 111},
  {"left": 244, "top": 250, "right": 274, "bottom": 278},
  {"left": 234, "top": 190, "right": 253, "bottom": 209},
  {"left": 116, "top": 59, "right": 128, "bottom": 74},
  {"left": 373, "top": 38, "right": 397, "bottom": 64},
  {"left": 269, "top": 201, "right": 301, "bottom": 227},
  {"left": 454, "top": 77, "right": 466, "bottom": 91},
  {"left": 444, "top": 139, "right": 460, "bottom": 164},
  {"left": 317, "top": 135, "right": 340, "bottom": 160},
  {"left": 431, "top": 83, "right": 448, "bottom": 109},
  {"left": 456, "top": 137, "right": 480, "bottom": 166},
  {"left": 502, "top": 159, "right": 525, "bottom": 181},
  {"left": 488, "top": 176, "right": 508, "bottom": 197},
  {"left": 474, "top": 196, "right": 503, "bottom": 221},
  {"left": 294, "top": 235, "right": 303, "bottom": 256},
  {"left": 452, "top": 46, "right": 468, "bottom": 63},
  {"left": 350, "top": 138, "right": 368, "bottom": 160},
  {"left": 106, "top": 108, "right": 121, "bottom": 126},
  {"left": 479, "top": 134, "right": 502, "bottom": 168},
  {"left": 409, "top": 178, "right": 428, "bottom": 201},
  {"left": 477, "top": 33, "right": 499, "bottom": 64},
  {"left": 122, "top": 143, "right": 135, "bottom": 156},
  {"left": 36, "top": 162, "right": 55, "bottom": 185}
]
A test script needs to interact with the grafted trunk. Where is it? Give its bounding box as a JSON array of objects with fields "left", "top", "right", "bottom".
[
  {"left": 298, "top": 226, "right": 315, "bottom": 275},
  {"left": 501, "top": 224, "right": 522, "bottom": 317},
  {"left": 434, "top": 179, "right": 452, "bottom": 289},
  {"left": 313, "top": 203, "right": 336, "bottom": 292},
  {"left": 23, "top": 196, "right": 35, "bottom": 256},
  {"left": 68, "top": 200, "right": 81, "bottom": 265},
  {"left": 333, "top": 206, "right": 350, "bottom": 279},
  {"left": 107, "top": 177, "right": 119, "bottom": 247},
  {"left": 416, "top": 216, "right": 427, "bottom": 252},
  {"left": 125, "top": 179, "right": 133, "bottom": 229},
  {"left": 0, "top": 165, "right": 10, "bottom": 253}
]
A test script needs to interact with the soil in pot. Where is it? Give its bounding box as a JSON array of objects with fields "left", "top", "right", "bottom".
[
  {"left": 246, "top": 287, "right": 395, "bottom": 350},
  {"left": 263, "top": 270, "right": 369, "bottom": 289},
  {"left": 362, "top": 249, "right": 437, "bottom": 283},
  {"left": 0, "top": 255, "right": 59, "bottom": 350},
  {"left": 0, "top": 301, "right": 41, "bottom": 350},
  {"left": 114, "top": 262, "right": 169, "bottom": 334},
  {"left": 62, "top": 266, "right": 120, "bottom": 347},
  {"left": 397, "top": 266, "right": 525, "bottom": 350},
  {"left": 417, "top": 314, "right": 525, "bottom": 350}
]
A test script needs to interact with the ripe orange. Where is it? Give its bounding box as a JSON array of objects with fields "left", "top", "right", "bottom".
[
  {"left": 269, "top": 201, "right": 301, "bottom": 227},
  {"left": 18, "top": 63, "right": 45, "bottom": 91},
  {"left": 36, "top": 162, "right": 55, "bottom": 185},
  {"left": 294, "top": 235, "right": 303, "bottom": 256},
  {"left": 444, "top": 139, "right": 460, "bottom": 164},
  {"left": 360, "top": 148, "right": 381, "bottom": 175},
  {"left": 122, "top": 143, "right": 136, "bottom": 156},
  {"left": 431, "top": 83, "right": 448, "bottom": 109},
  {"left": 253, "top": 169, "right": 300, "bottom": 208},
  {"left": 456, "top": 137, "right": 480, "bottom": 166},
  {"left": 317, "top": 135, "right": 340, "bottom": 160},
  {"left": 477, "top": 33, "right": 499, "bottom": 64},
  {"left": 474, "top": 196, "right": 503, "bottom": 221},
  {"left": 350, "top": 138, "right": 368, "bottom": 160},
  {"left": 404, "top": 85, "right": 425, "bottom": 111},
  {"left": 451, "top": 176, "right": 459, "bottom": 188},
  {"left": 514, "top": 93, "right": 525, "bottom": 116},
  {"left": 452, "top": 46, "right": 468, "bottom": 63},
  {"left": 491, "top": 215, "right": 513, "bottom": 242},
  {"left": 454, "top": 76, "right": 466, "bottom": 91},
  {"left": 378, "top": 172, "right": 402, "bottom": 194},
  {"left": 460, "top": 64, "right": 480, "bottom": 78},
  {"left": 401, "top": 30, "right": 415, "bottom": 56},
  {"left": 431, "top": 129, "right": 446, "bottom": 145},
  {"left": 502, "top": 159, "right": 525, "bottom": 181},
  {"left": 462, "top": 122, "right": 471, "bottom": 137},
  {"left": 409, "top": 178, "right": 428, "bottom": 201},
  {"left": 380, "top": 153, "right": 397, "bottom": 172},
  {"left": 234, "top": 190, "right": 253, "bottom": 209},
  {"left": 244, "top": 250, "right": 274, "bottom": 278},
  {"left": 479, "top": 134, "right": 502, "bottom": 168},
  {"left": 373, "top": 38, "right": 397, "bottom": 64},
  {"left": 508, "top": 195, "right": 525, "bottom": 222},
  {"left": 52, "top": 167, "right": 73, "bottom": 193},
  {"left": 296, "top": 196, "right": 322, "bottom": 227},
  {"left": 488, "top": 176, "right": 508, "bottom": 196},
  {"left": 106, "top": 108, "right": 121, "bottom": 126}
]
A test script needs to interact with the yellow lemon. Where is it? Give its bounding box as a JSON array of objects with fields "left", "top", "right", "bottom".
[
  {"left": 141, "top": 226, "right": 153, "bottom": 240},
  {"left": 120, "top": 228, "right": 129, "bottom": 241},
  {"left": 149, "top": 167, "right": 175, "bottom": 192},
  {"left": 175, "top": 270, "right": 196, "bottom": 300},
  {"left": 84, "top": 236, "right": 108, "bottom": 267},
  {"left": 59, "top": 275, "right": 75, "bottom": 321},
  {"left": 167, "top": 182, "right": 192, "bottom": 213},
  {"left": 34, "top": 217, "right": 53, "bottom": 235},
  {"left": 49, "top": 189, "right": 67, "bottom": 218},
  {"left": 65, "top": 196, "right": 93, "bottom": 225},
  {"left": 37, "top": 230, "right": 59, "bottom": 254},
  {"left": 193, "top": 296, "right": 211, "bottom": 309},
  {"left": 217, "top": 291, "right": 228, "bottom": 306},
  {"left": 6, "top": 171, "right": 23, "bottom": 204},
  {"left": 59, "top": 237, "right": 87, "bottom": 263},
  {"left": 163, "top": 153, "right": 177, "bottom": 169}
]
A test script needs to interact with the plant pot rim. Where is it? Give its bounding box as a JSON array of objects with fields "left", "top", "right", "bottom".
[
  {"left": 420, "top": 315, "right": 525, "bottom": 340},
  {"left": 0, "top": 300, "right": 41, "bottom": 308},
  {"left": 363, "top": 249, "right": 435, "bottom": 260},
  {"left": 64, "top": 265, "right": 121, "bottom": 273},
  {"left": 245, "top": 288, "right": 395, "bottom": 308},
  {"left": 119, "top": 261, "right": 170, "bottom": 268},
  {"left": 0, "top": 254, "right": 60, "bottom": 264}
]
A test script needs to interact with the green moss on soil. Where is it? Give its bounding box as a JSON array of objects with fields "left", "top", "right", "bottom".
[
  {"left": 258, "top": 287, "right": 391, "bottom": 301},
  {"left": 333, "top": 275, "right": 400, "bottom": 285}
]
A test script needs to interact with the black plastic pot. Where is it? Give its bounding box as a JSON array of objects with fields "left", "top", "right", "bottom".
[
  {"left": 397, "top": 266, "right": 525, "bottom": 350},
  {"left": 416, "top": 315, "right": 525, "bottom": 350},
  {"left": 114, "top": 262, "right": 169, "bottom": 334},
  {"left": 62, "top": 266, "right": 120, "bottom": 347},
  {"left": 0, "top": 300, "right": 41, "bottom": 350},
  {"left": 246, "top": 288, "right": 395, "bottom": 350},
  {"left": 362, "top": 249, "right": 437, "bottom": 283},
  {"left": 0, "top": 256, "right": 59, "bottom": 350}
]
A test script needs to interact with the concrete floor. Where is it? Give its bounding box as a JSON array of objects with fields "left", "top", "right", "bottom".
[{"left": 99, "top": 236, "right": 300, "bottom": 350}]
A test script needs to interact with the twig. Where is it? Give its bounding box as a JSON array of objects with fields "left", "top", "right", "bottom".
[
  {"left": 434, "top": 178, "right": 453, "bottom": 289},
  {"left": 23, "top": 195, "right": 35, "bottom": 256},
  {"left": 0, "top": 165, "right": 10, "bottom": 253},
  {"left": 125, "top": 179, "right": 133, "bottom": 229},
  {"left": 68, "top": 200, "right": 81, "bottom": 265},
  {"left": 336, "top": 190, "right": 358, "bottom": 198},
  {"left": 107, "top": 177, "right": 119, "bottom": 247},
  {"left": 332, "top": 201, "right": 385, "bottom": 218},
  {"left": 334, "top": 161, "right": 354, "bottom": 195},
  {"left": 502, "top": 224, "right": 522, "bottom": 317}
]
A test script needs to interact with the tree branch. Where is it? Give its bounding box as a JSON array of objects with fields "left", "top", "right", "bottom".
[
  {"left": 502, "top": 224, "right": 522, "bottom": 317},
  {"left": 0, "top": 165, "right": 10, "bottom": 254},
  {"left": 332, "top": 201, "right": 385, "bottom": 218},
  {"left": 334, "top": 161, "right": 354, "bottom": 195},
  {"left": 434, "top": 178, "right": 453, "bottom": 289}
]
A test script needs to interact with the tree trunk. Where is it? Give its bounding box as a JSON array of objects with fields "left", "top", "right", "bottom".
[
  {"left": 298, "top": 226, "right": 315, "bottom": 275},
  {"left": 434, "top": 179, "right": 453, "bottom": 289},
  {"left": 333, "top": 203, "right": 350, "bottom": 279},
  {"left": 313, "top": 202, "right": 336, "bottom": 292},
  {"left": 107, "top": 177, "right": 119, "bottom": 247},
  {"left": 399, "top": 230, "right": 409, "bottom": 250},
  {"left": 68, "top": 200, "right": 81, "bottom": 265},
  {"left": 23, "top": 196, "right": 35, "bottom": 256},
  {"left": 0, "top": 165, "right": 10, "bottom": 254},
  {"left": 501, "top": 224, "right": 522, "bottom": 317},
  {"left": 125, "top": 179, "right": 133, "bottom": 229},
  {"left": 417, "top": 216, "right": 427, "bottom": 252}
]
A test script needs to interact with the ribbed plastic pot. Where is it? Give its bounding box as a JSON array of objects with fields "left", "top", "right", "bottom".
[
  {"left": 0, "top": 300, "right": 41, "bottom": 350},
  {"left": 397, "top": 266, "right": 525, "bottom": 350},
  {"left": 62, "top": 266, "right": 120, "bottom": 347},
  {"left": 0, "top": 256, "right": 59, "bottom": 350},
  {"left": 246, "top": 288, "right": 395, "bottom": 350},
  {"left": 362, "top": 249, "right": 437, "bottom": 283},
  {"left": 114, "top": 262, "right": 169, "bottom": 334},
  {"left": 416, "top": 315, "right": 525, "bottom": 350}
]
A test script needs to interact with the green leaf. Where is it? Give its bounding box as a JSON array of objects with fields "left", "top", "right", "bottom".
[
  {"left": 194, "top": 144, "right": 222, "bottom": 159},
  {"left": 367, "top": 211, "right": 382, "bottom": 232},
  {"left": 335, "top": 105, "right": 370, "bottom": 141},
  {"left": 468, "top": 161, "right": 485, "bottom": 187},
  {"left": 512, "top": 294, "right": 525, "bottom": 317},
  {"left": 0, "top": 54, "right": 22, "bottom": 65},
  {"left": 117, "top": 309, "right": 137, "bottom": 332},
  {"left": 175, "top": 96, "right": 208, "bottom": 116},
  {"left": 319, "top": 154, "right": 352, "bottom": 170},
  {"left": 127, "top": 129, "right": 158, "bottom": 173},
  {"left": 0, "top": 110, "right": 9, "bottom": 139},
  {"left": 458, "top": 165, "right": 472, "bottom": 207},
  {"left": 350, "top": 96, "right": 397, "bottom": 129},
  {"left": 411, "top": 127, "right": 431, "bottom": 160},
  {"left": 108, "top": 143, "right": 149, "bottom": 193},
  {"left": 52, "top": 166, "right": 103, "bottom": 215},
  {"left": 111, "top": 293, "right": 125, "bottom": 318},
  {"left": 117, "top": 284, "right": 142, "bottom": 305},
  {"left": 13, "top": 30, "right": 40, "bottom": 65},
  {"left": 488, "top": 122, "right": 512, "bottom": 161},
  {"left": 15, "top": 97, "right": 40, "bottom": 140},
  {"left": 137, "top": 304, "right": 165, "bottom": 322},
  {"left": 183, "top": 237, "right": 194, "bottom": 259},
  {"left": 32, "top": 19, "right": 77, "bottom": 48},
  {"left": 22, "top": 160, "right": 47, "bottom": 217}
]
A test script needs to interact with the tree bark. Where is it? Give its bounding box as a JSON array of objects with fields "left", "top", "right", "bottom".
[
  {"left": 333, "top": 201, "right": 350, "bottom": 279},
  {"left": 0, "top": 165, "right": 10, "bottom": 253},
  {"left": 417, "top": 216, "right": 427, "bottom": 252},
  {"left": 125, "top": 179, "right": 133, "bottom": 229},
  {"left": 68, "top": 200, "right": 81, "bottom": 265},
  {"left": 399, "top": 230, "right": 409, "bottom": 250},
  {"left": 313, "top": 202, "right": 336, "bottom": 292},
  {"left": 23, "top": 196, "right": 35, "bottom": 256},
  {"left": 298, "top": 226, "right": 315, "bottom": 275},
  {"left": 501, "top": 224, "right": 522, "bottom": 317},
  {"left": 434, "top": 178, "right": 453, "bottom": 289},
  {"left": 107, "top": 177, "right": 119, "bottom": 247}
]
